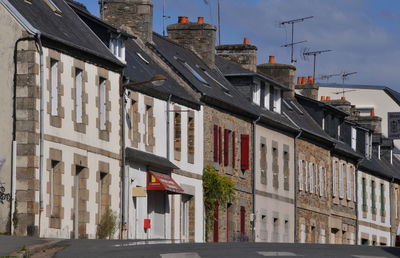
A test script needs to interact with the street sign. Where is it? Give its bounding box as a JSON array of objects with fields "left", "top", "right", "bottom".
[{"left": 388, "top": 112, "right": 400, "bottom": 139}]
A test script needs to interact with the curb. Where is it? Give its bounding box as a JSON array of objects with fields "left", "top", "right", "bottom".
[{"left": 9, "top": 239, "right": 62, "bottom": 257}]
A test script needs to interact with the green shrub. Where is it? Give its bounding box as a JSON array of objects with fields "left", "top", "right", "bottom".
[{"left": 97, "top": 208, "right": 118, "bottom": 239}]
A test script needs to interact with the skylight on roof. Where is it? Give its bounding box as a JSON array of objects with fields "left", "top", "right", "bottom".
[
  {"left": 44, "top": 0, "right": 62, "bottom": 15},
  {"left": 137, "top": 52, "right": 149, "bottom": 64},
  {"left": 282, "top": 100, "right": 293, "bottom": 111},
  {"left": 183, "top": 62, "right": 208, "bottom": 85},
  {"left": 290, "top": 100, "right": 304, "bottom": 115}
]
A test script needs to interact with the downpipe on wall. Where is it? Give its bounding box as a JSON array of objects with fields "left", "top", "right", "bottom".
[{"left": 251, "top": 116, "right": 260, "bottom": 242}]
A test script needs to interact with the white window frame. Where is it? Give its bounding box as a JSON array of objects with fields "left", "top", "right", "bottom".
[
  {"left": 75, "top": 69, "right": 83, "bottom": 124},
  {"left": 346, "top": 165, "right": 352, "bottom": 201},
  {"left": 264, "top": 84, "right": 270, "bottom": 110},
  {"left": 252, "top": 82, "right": 260, "bottom": 106},
  {"left": 315, "top": 165, "right": 319, "bottom": 194},
  {"left": 351, "top": 126, "right": 357, "bottom": 151},
  {"left": 99, "top": 78, "right": 107, "bottom": 131},
  {"left": 332, "top": 160, "right": 337, "bottom": 197},
  {"left": 319, "top": 166, "right": 324, "bottom": 197},
  {"left": 50, "top": 60, "right": 58, "bottom": 116},
  {"left": 273, "top": 88, "right": 281, "bottom": 113},
  {"left": 339, "top": 162, "right": 344, "bottom": 199},
  {"left": 298, "top": 160, "right": 304, "bottom": 191},
  {"left": 309, "top": 163, "right": 314, "bottom": 194},
  {"left": 305, "top": 161, "right": 309, "bottom": 192}
]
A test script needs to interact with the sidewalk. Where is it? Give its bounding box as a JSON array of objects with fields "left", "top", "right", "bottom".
[{"left": 0, "top": 235, "right": 46, "bottom": 256}]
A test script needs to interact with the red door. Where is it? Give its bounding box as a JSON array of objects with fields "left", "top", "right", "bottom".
[
  {"left": 213, "top": 201, "right": 219, "bottom": 242},
  {"left": 240, "top": 206, "right": 245, "bottom": 235}
]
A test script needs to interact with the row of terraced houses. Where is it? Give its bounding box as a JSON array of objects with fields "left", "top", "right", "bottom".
[{"left": 0, "top": 0, "right": 400, "bottom": 246}]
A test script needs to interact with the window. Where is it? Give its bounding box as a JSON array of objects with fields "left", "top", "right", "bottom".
[
  {"left": 110, "top": 38, "right": 125, "bottom": 61},
  {"left": 338, "top": 163, "right": 344, "bottom": 199},
  {"left": 183, "top": 62, "right": 208, "bottom": 84},
  {"left": 272, "top": 147, "right": 278, "bottom": 188},
  {"left": 174, "top": 112, "right": 182, "bottom": 161},
  {"left": 309, "top": 163, "right": 314, "bottom": 194},
  {"left": 298, "top": 160, "right": 304, "bottom": 191},
  {"left": 269, "top": 86, "right": 275, "bottom": 111},
  {"left": 381, "top": 183, "right": 385, "bottom": 217},
  {"left": 283, "top": 150, "right": 289, "bottom": 191},
  {"left": 332, "top": 161, "right": 337, "bottom": 197},
  {"left": 319, "top": 166, "right": 324, "bottom": 197},
  {"left": 240, "top": 206, "right": 246, "bottom": 234},
  {"left": 99, "top": 78, "right": 107, "bottom": 130},
  {"left": 274, "top": 88, "right": 281, "bottom": 113},
  {"left": 187, "top": 114, "right": 195, "bottom": 164},
  {"left": 99, "top": 172, "right": 109, "bottom": 221},
  {"left": 362, "top": 178, "right": 367, "bottom": 212},
  {"left": 260, "top": 143, "right": 267, "bottom": 185},
  {"left": 145, "top": 105, "right": 152, "bottom": 145},
  {"left": 50, "top": 59, "right": 58, "bottom": 116},
  {"left": 136, "top": 52, "right": 149, "bottom": 64},
  {"left": 346, "top": 166, "right": 352, "bottom": 201},
  {"left": 224, "top": 129, "right": 231, "bottom": 166},
  {"left": 252, "top": 82, "right": 260, "bottom": 105},
  {"left": 213, "top": 125, "right": 219, "bottom": 163},
  {"left": 315, "top": 164, "right": 319, "bottom": 194},
  {"left": 371, "top": 180, "right": 376, "bottom": 215},
  {"left": 75, "top": 68, "right": 83, "bottom": 124},
  {"left": 44, "top": 0, "right": 62, "bottom": 14},
  {"left": 351, "top": 127, "right": 357, "bottom": 151},
  {"left": 232, "top": 132, "right": 236, "bottom": 168},
  {"left": 240, "top": 134, "right": 250, "bottom": 170},
  {"left": 263, "top": 83, "right": 270, "bottom": 110},
  {"left": 305, "top": 161, "right": 309, "bottom": 192},
  {"left": 300, "top": 224, "right": 306, "bottom": 243}
]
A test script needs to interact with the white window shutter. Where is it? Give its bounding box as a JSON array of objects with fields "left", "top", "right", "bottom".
[
  {"left": 324, "top": 168, "right": 327, "bottom": 197},
  {"left": 309, "top": 163, "right": 314, "bottom": 193},
  {"left": 50, "top": 60, "right": 58, "bottom": 116},
  {"left": 339, "top": 163, "right": 344, "bottom": 199},
  {"left": 76, "top": 70, "right": 83, "bottom": 124},
  {"left": 351, "top": 127, "right": 357, "bottom": 150},
  {"left": 319, "top": 167, "right": 323, "bottom": 197},
  {"left": 346, "top": 165, "right": 351, "bottom": 201},
  {"left": 332, "top": 161, "right": 337, "bottom": 197},
  {"left": 305, "top": 161, "right": 309, "bottom": 192},
  {"left": 315, "top": 165, "right": 319, "bottom": 194},
  {"left": 298, "top": 160, "right": 304, "bottom": 191},
  {"left": 99, "top": 79, "right": 106, "bottom": 130},
  {"left": 264, "top": 85, "right": 270, "bottom": 110}
]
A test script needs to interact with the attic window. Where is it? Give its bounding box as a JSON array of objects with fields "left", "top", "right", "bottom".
[
  {"left": 282, "top": 100, "right": 293, "bottom": 111},
  {"left": 183, "top": 62, "right": 208, "bottom": 85},
  {"left": 44, "top": 0, "right": 62, "bottom": 15},
  {"left": 290, "top": 100, "right": 304, "bottom": 115},
  {"left": 203, "top": 70, "right": 230, "bottom": 92},
  {"left": 110, "top": 38, "right": 125, "bottom": 61},
  {"left": 137, "top": 53, "right": 149, "bottom": 64}
]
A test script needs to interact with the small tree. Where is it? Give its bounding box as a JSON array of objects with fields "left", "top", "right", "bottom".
[
  {"left": 97, "top": 208, "right": 118, "bottom": 239},
  {"left": 203, "top": 166, "right": 235, "bottom": 241}
]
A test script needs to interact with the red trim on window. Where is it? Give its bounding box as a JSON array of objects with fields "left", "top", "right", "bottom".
[
  {"left": 240, "top": 206, "right": 245, "bottom": 234},
  {"left": 224, "top": 129, "right": 230, "bottom": 166},
  {"left": 232, "top": 131, "right": 236, "bottom": 168},
  {"left": 213, "top": 125, "right": 218, "bottom": 162},
  {"left": 219, "top": 127, "right": 222, "bottom": 164},
  {"left": 241, "top": 134, "right": 250, "bottom": 170}
]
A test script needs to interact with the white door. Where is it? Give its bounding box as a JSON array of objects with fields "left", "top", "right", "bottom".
[{"left": 148, "top": 191, "right": 166, "bottom": 239}]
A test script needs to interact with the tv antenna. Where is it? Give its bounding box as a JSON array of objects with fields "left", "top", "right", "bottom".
[
  {"left": 318, "top": 73, "right": 342, "bottom": 82},
  {"left": 280, "top": 16, "right": 313, "bottom": 65},
  {"left": 302, "top": 49, "right": 332, "bottom": 81},
  {"left": 340, "top": 71, "right": 357, "bottom": 97},
  {"left": 162, "top": 0, "right": 171, "bottom": 36}
]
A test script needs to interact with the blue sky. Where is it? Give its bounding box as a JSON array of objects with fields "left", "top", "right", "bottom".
[{"left": 78, "top": 0, "right": 400, "bottom": 91}]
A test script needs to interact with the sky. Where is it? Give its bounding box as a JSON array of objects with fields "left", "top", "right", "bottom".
[{"left": 78, "top": 0, "right": 400, "bottom": 91}]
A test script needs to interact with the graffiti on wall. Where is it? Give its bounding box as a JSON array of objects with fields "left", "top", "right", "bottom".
[{"left": 0, "top": 184, "right": 11, "bottom": 204}]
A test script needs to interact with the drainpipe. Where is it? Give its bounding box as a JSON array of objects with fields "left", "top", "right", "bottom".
[
  {"left": 166, "top": 95, "right": 172, "bottom": 160},
  {"left": 390, "top": 176, "right": 395, "bottom": 246},
  {"left": 293, "top": 129, "right": 302, "bottom": 243},
  {"left": 355, "top": 159, "right": 361, "bottom": 245},
  {"left": 120, "top": 75, "right": 127, "bottom": 239},
  {"left": 36, "top": 33, "right": 45, "bottom": 237},
  {"left": 251, "top": 116, "right": 260, "bottom": 242}
]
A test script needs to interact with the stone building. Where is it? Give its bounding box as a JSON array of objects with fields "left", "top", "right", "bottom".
[
  {"left": 0, "top": 0, "right": 124, "bottom": 238},
  {"left": 216, "top": 45, "right": 300, "bottom": 243}
]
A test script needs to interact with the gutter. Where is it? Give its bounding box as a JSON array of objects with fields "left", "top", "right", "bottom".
[
  {"left": 251, "top": 116, "right": 260, "bottom": 242},
  {"left": 120, "top": 75, "right": 128, "bottom": 239},
  {"left": 166, "top": 95, "right": 172, "bottom": 161}
]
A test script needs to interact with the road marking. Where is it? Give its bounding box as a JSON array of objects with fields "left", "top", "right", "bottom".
[
  {"left": 352, "top": 256, "right": 388, "bottom": 258},
  {"left": 258, "top": 251, "right": 303, "bottom": 257},
  {"left": 160, "top": 253, "right": 201, "bottom": 258}
]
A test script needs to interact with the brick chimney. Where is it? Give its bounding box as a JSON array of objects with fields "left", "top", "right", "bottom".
[
  {"left": 216, "top": 38, "right": 258, "bottom": 72},
  {"left": 167, "top": 17, "right": 217, "bottom": 69},
  {"left": 257, "top": 57, "right": 296, "bottom": 98},
  {"left": 100, "top": 0, "right": 153, "bottom": 42}
]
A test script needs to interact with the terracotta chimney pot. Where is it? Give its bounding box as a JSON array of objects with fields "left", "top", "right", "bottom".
[
  {"left": 308, "top": 76, "right": 314, "bottom": 84},
  {"left": 243, "top": 37, "right": 249, "bottom": 45},
  {"left": 269, "top": 56, "right": 275, "bottom": 64},
  {"left": 341, "top": 96, "right": 346, "bottom": 101},
  {"left": 326, "top": 96, "right": 331, "bottom": 101},
  {"left": 370, "top": 109, "right": 375, "bottom": 116},
  {"left": 301, "top": 77, "right": 307, "bottom": 85},
  {"left": 297, "top": 77, "right": 302, "bottom": 85},
  {"left": 321, "top": 96, "right": 326, "bottom": 101},
  {"left": 178, "top": 16, "right": 189, "bottom": 23},
  {"left": 197, "top": 17, "right": 204, "bottom": 24}
]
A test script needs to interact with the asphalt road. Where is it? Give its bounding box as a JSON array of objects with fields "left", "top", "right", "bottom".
[
  {"left": 0, "top": 235, "right": 45, "bottom": 257},
  {"left": 54, "top": 240, "right": 400, "bottom": 258}
]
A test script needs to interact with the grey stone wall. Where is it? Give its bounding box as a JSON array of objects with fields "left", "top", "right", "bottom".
[
  {"left": 257, "top": 63, "right": 296, "bottom": 98},
  {"left": 216, "top": 44, "right": 257, "bottom": 72}
]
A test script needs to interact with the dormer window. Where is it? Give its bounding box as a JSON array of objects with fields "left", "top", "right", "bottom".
[
  {"left": 252, "top": 82, "right": 260, "bottom": 105},
  {"left": 351, "top": 126, "right": 357, "bottom": 151},
  {"left": 110, "top": 37, "right": 125, "bottom": 61},
  {"left": 273, "top": 88, "right": 281, "bottom": 114}
]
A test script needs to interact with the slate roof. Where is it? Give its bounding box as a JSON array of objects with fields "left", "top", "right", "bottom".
[
  {"left": 215, "top": 56, "right": 290, "bottom": 91},
  {"left": 5, "top": 0, "right": 123, "bottom": 69},
  {"left": 319, "top": 83, "right": 400, "bottom": 107},
  {"left": 359, "top": 156, "right": 400, "bottom": 182},
  {"left": 125, "top": 147, "right": 179, "bottom": 173},
  {"left": 150, "top": 33, "right": 260, "bottom": 119},
  {"left": 124, "top": 39, "right": 201, "bottom": 110}
]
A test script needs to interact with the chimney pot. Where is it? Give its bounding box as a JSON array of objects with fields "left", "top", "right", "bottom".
[
  {"left": 243, "top": 37, "right": 249, "bottom": 45},
  {"left": 297, "top": 77, "right": 302, "bottom": 85},
  {"left": 370, "top": 109, "right": 375, "bottom": 116},
  {"left": 269, "top": 56, "right": 275, "bottom": 64},
  {"left": 300, "top": 77, "right": 306, "bottom": 85},
  {"left": 308, "top": 76, "right": 314, "bottom": 84},
  {"left": 197, "top": 17, "right": 204, "bottom": 24},
  {"left": 326, "top": 96, "right": 331, "bottom": 101},
  {"left": 178, "top": 16, "right": 189, "bottom": 23},
  {"left": 341, "top": 96, "right": 346, "bottom": 101},
  {"left": 321, "top": 96, "right": 326, "bottom": 101}
]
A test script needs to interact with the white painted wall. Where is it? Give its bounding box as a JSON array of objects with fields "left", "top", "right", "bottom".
[
  {"left": 357, "top": 170, "right": 391, "bottom": 246},
  {"left": 254, "top": 124, "right": 295, "bottom": 242}
]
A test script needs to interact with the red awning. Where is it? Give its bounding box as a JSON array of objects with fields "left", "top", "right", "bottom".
[{"left": 147, "top": 171, "right": 184, "bottom": 194}]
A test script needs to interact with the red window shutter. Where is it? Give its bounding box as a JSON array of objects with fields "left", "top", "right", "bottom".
[
  {"left": 224, "top": 129, "right": 230, "bottom": 166},
  {"left": 241, "top": 134, "right": 250, "bottom": 170},
  {"left": 213, "top": 201, "right": 219, "bottom": 242},
  {"left": 213, "top": 125, "right": 218, "bottom": 162},
  {"left": 232, "top": 131, "right": 236, "bottom": 168},
  {"left": 240, "top": 206, "right": 245, "bottom": 234},
  {"left": 219, "top": 127, "right": 222, "bottom": 164}
]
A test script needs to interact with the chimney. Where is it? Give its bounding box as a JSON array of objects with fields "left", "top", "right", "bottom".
[
  {"left": 100, "top": 0, "right": 154, "bottom": 42},
  {"left": 294, "top": 75, "right": 319, "bottom": 100},
  {"left": 167, "top": 17, "right": 217, "bottom": 69},
  {"left": 215, "top": 37, "right": 258, "bottom": 72},
  {"left": 350, "top": 109, "right": 382, "bottom": 134},
  {"left": 257, "top": 56, "right": 296, "bottom": 98}
]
